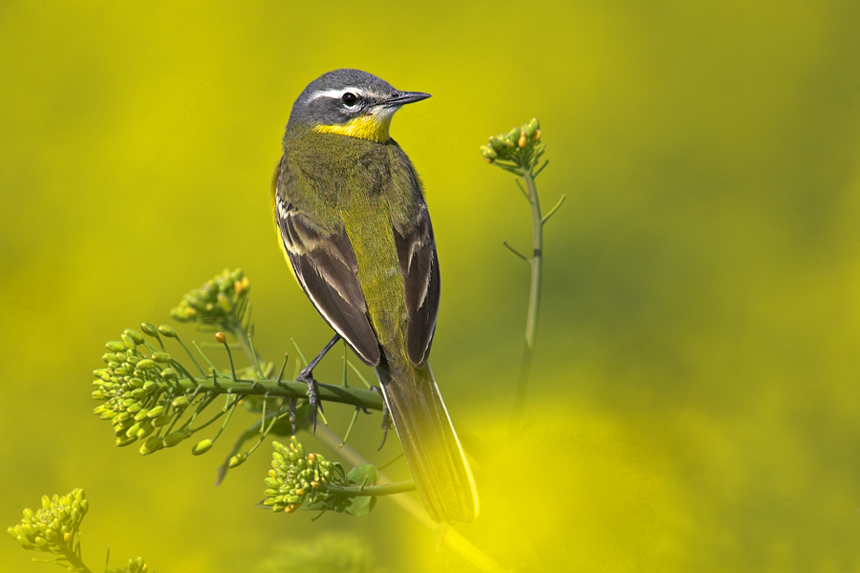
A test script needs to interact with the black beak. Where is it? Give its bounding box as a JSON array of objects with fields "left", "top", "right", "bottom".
[{"left": 383, "top": 91, "right": 432, "bottom": 107}]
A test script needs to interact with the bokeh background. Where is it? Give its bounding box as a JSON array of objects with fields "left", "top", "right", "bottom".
[{"left": 3, "top": 1, "right": 860, "bottom": 571}]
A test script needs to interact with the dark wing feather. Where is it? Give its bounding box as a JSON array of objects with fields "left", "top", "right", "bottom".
[
  {"left": 276, "top": 196, "right": 381, "bottom": 366},
  {"left": 394, "top": 202, "right": 440, "bottom": 366}
]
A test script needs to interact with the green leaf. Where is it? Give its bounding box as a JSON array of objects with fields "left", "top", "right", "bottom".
[
  {"left": 343, "top": 494, "right": 376, "bottom": 517},
  {"left": 346, "top": 464, "right": 379, "bottom": 486}
]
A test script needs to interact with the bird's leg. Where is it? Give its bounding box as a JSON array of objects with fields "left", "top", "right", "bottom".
[
  {"left": 369, "top": 385, "right": 392, "bottom": 450},
  {"left": 296, "top": 334, "right": 341, "bottom": 432}
]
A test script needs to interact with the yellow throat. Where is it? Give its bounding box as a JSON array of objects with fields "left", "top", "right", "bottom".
[{"left": 312, "top": 110, "right": 395, "bottom": 143}]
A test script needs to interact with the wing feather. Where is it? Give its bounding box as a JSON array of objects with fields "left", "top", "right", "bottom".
[
  {"left": 394, "top": 202, "right": 440, "bottom": 366},
  {"left": 276, "top": 196, "right": 381, "bottom": 366}
]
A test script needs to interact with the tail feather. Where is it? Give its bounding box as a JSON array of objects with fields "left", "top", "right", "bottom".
[{"left": 377, "top": 356, "right": 479, "bottom": 524}]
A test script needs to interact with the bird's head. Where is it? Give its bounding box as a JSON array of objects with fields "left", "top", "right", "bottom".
[{"left": 287, "top": 69, "right": 430, "bottom": 143}]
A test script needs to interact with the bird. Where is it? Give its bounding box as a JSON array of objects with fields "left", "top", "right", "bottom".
[{"left": 271, "top": 69, "right": 479, "bottom": 524}]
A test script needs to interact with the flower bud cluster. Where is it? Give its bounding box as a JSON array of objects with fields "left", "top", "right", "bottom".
[
  {"left": 107, "top": 556, "right": 149, "bottom": 573},
  {"left": 263, "top": 436, "right": 344, "bottom": 513},
  {"left": 171, "top": 268, "right": 250, "bottom": 328},
  {"left": 92, "top": 328, "right": 190, "bottom": 454},
  {"left": 7, "top": 489, "right": 88, "bottom": 553},
  {"left": 479, "top": 118, "right": 545, "bottom": 174}
]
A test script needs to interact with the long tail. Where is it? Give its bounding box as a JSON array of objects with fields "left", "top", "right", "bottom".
[{"left": 376, "top": 354, "right": 479, "bottom": 524}]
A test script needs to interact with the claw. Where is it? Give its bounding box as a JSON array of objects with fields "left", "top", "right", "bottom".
[{"left": 294, "top": 334, "right": 340, "bottom": 434}]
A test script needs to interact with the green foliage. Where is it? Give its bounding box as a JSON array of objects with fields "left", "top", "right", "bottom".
[
  {"left": 90, "top": 270, "right": 384, "bottom": 466},
  {"left": 89, "top": 270, "right": 409, "bottom": 526}
]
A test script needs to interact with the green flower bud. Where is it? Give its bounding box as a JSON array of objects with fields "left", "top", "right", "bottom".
[
  {"left": 524, "top": 122, "right": 536, "bottom": 138},
  {"left": 140, "top": 436, "right": 163, "bottom": 456},
  {"left": 172, "top": 396, "right": 189, "bottom": 408},
  {"left": 136, "top": 359, "right": 156, "bottom": 370},
  {"left": 140, "top": 322, "right": 158, "bottom": 337},
  {"left": 121, "top": 334, "right": 136, "bottom": 350},
  {"left": 116, "top": 435, "right": 137, "bottom": 447},
  {"left": 163, "top": 431, "right": 185, "bottom": 448},
  {"left": 192, "top": 439, "right": 213, "bottom": 455},
  {"left": 147, "top": 405, "right": 165, "bottom": 418},
  {"left": 229, "top": 453, "right": 247, "bottom": 468},
  {"left": 102, "top": 353, "right": 118, "bottom": 364},
  {"left": 151, "top": 352, "right": 171, "bottom": 363},
  {"left": 105, "top": 341, "right": 125, "bottom": 353},
  {"left": 136, "top": 422, "right": 155, "bottom": 438},
  {"left": 152, "top": 414, "right": 172, "bottom": 427},
  {"left": 158, "top": 324, "right": 177, "bottom": 338},
  {"left": 217, "top": 292, "right": 233, "bottom": 312},
  {"left": 124, "top": 329, "right": 145, "bottom": 345}
]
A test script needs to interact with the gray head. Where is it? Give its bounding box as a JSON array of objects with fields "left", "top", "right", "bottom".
[{"left": 286, "top": 69, "right": 430, "bottom": 142}]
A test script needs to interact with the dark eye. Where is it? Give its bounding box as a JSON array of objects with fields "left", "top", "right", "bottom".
[{"left": 342, "top": 92, "right": 357, "bottom": 106}]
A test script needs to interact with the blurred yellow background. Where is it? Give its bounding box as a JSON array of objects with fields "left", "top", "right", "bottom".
[{"left": 3, "top": 1, "right": 860, "bottom": 571}]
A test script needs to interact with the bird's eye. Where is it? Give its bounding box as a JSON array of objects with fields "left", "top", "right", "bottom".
[{"left": 342, "top": 92, "right": 357, "bottom": 107}]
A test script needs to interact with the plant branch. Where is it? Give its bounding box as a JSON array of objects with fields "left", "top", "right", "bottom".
[
  {"left": 511, "top": 168, "right": 543, "bottom": 430},
  {"left": 169, "top": 376, "right": 384, "bottom": 411},
  {"left": 325, "top": 480, "right": 416, "bottom": 497}
]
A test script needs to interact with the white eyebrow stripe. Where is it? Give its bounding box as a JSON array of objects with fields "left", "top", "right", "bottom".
[{"left": 307, "top": 87, "right": 371, "bottom": 101}]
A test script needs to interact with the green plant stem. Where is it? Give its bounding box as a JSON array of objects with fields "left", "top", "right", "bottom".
[
  {"left": 511, "top": 169, "right": 543, "bottom": 430},
  {"left": 171, "top": 377, "right": 383, "bottom": 411},
  {"left": 231, "top": 318, "right": 265, "bottom": 377},
  {"left": 325, "top": 480, "right": 416, "bottom": 497},
  {"left": 58, "top": 547, "right": 91, "bottom": 573},
  {"left": 314, "top": 427, "right": 503, "bottom": 572}
]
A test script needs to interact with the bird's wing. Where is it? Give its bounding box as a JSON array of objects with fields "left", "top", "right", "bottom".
[
  {"left": 275, "top": 195, "right": 381, "bottom": 367},
  {"left": 393, "top": 201, "right": 440, "bottom": 366}
]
